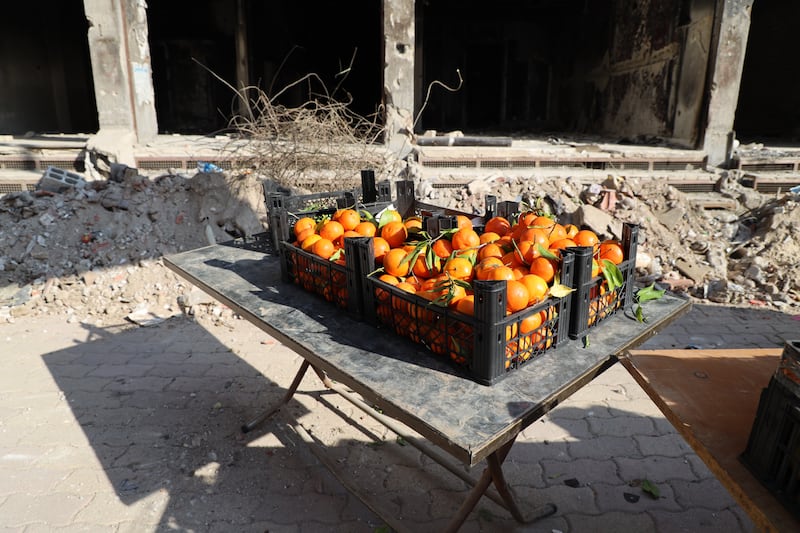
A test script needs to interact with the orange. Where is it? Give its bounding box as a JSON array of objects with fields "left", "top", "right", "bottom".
[
  {"left": 301, "top": 233, "right": 322, "bottom": 252},
  {"left": 475, "top": 257, "right": 504, "bottom": 280},
  {"left": 312, "top": 238, "right": 335, "bottom": 259},
  {"left": 404, "top": 217, "right": 423, "bottom": 230},
  {"left": 293, "top": 217, "right": 317, "bottom": 238},
  {"left": 528, "top": 257, "right": 557, "bottom": 284},
  {"left": 431, "top": 239, "right": 454, "bottom": 259},
  {"left": 484, "top": 216, "right": 511, "bottom": 237},
  {"left": 518, "top": 227, "right": 549, "bottom": 248},
  {"left": 505, "top": 280, "right": 530, "bottom": 313},
  {"left": 548, "top": 238, "right": 577, "bottom": 251},
  {"left": 521, "top": 274, "right": 548, "bottom": 304},
  {"left": 520, "top": 311, "right": 545, "bottom": 334},
  {"left": 372, "top": 237, "right": 391, "bottom": 264},
  {"left": 319, "top": 220, "right": 345, "bottom": 242},
  {"left": 451, "top": 227, "right": 480, "bottom": 250},
  {"left": 454, "top": 294, "right": 475, "bottom": 316},
  {"left": 383, "top": 248, "right": 410, "bottom": 277},
  {"left": 332, "top": 208, "right": 360, "bottom": 231},
  {"left": 531, "top": 215, "right": 555, "bottom": 231},
  {"left": 574, "top": 229, "right": 599, "bottom": 248},
  {"left": 547, "top": 224, "right": 568, "bottom": 244},
  {"left": 444, "top": 256, "right": 473, "bottom": 280},
  {"left": 488, "top": 265, "right": 515, "bottom": 281},
  {"left": 564, "top": 224, "right": 580, "bottom": 239},
  {"left": 412, "top": 250, "right": 439, "bottom": 279},
  {"left": 295, "top": 227, "right": 316, "bottom": 245},
  {"left": 378, "top": 273, "right": 400, "bottom": 286},
  {"left": 479, "top": 231, "right": 501, "bottom": 245},
  {"left": 354, "top": 221, "right": 377, "bottom": 237},
  {"left": 478, "top": 242, "right": 505, "bottom": 261},
  {"left": 381, "top": 221, "right": 408, "bottom": 248},
  {"left": 455, "top": 215, "right": 472, "bottom": 230},
  {"left": 598, "top": 241, "right": 624, "bottom": 265}
]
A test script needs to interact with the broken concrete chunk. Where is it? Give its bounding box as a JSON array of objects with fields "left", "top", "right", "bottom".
[
  {"left": 674, "top": 257, "right": 713, "bottom": 283},
  {"left": 654, "top": 207, "right": 685, "bottom": 230},
  {"left": 575, "top": 204, "right": 623, "bottom": 240}
]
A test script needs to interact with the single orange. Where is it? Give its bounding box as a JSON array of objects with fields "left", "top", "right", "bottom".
[
  {"left": 312, "top": 238, "right": 335, "bottom": 259},
  {"left": 451, "top": 227, "right": 480, "bottom": 250},
  {"left": 484, "top": 216, "right": 511, "bottom": 237},
  {"left": 455, "top": 215, "right": 473, "bottom": 230},
  {"left": 354, "top": 221, "right": 377, "bottom": 237},
  {"left": 598, "top": 241, "right": 624, "bottom": 265},
  {"left": 478, "top": 242, "right": 505, "bottom": 261},
  {"left": 444, "top": 256, "right": 473, "bottom": 280},
  {"left": 505, "top": 280, "right": 530, "bottom": 313},
  {"left": 488, "top": 265, "right": 515, "bottom": 281},
  {"left": 383, "top": 248, "right": 410, "bottom": 277},
  {"left": 528, "top": 256, "right": 557, "bottom": 284},
  {"left": 372, "top": 237, "right": 391, "bottom": 264},
  {"left": 381, "top": 220, "right": 408, "bottom": 248},
  {"left": 454, "top": 294, "right": 475, "bottom": 316},
  {"left": 564, "top": 224, "right": 580, "bottom": 239},
  {"left": 573, "top": 229, "right": 599, "bottom": 248},
  {"left": 431, "top": 239, "right": 454, "bottom": 259},
  {"left": 521, "top": 274, "right": 548, "bottom": 304},
  {"left": 319, "top": 220, "right": 345, "bottom": 242},
  {"left": 479, "top": 231, "right": 501, "bottom": 245},
  {"left": 333, "top": 208, "right": 361, "bottom": 231}
]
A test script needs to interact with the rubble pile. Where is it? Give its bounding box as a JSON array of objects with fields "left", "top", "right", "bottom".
[
  {"left": 0, "top": 171, "right": 267, "bottom": 325},
  {"left": 0, "top": 164, "right": 798, "bottom": 326},
  {"left": 414, "top": 168, "right": 800, "bottom": 311}
]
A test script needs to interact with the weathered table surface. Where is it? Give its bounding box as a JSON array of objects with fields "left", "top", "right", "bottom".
[{"left": 164, "top": 239, "right": 690, "bottom": 467}]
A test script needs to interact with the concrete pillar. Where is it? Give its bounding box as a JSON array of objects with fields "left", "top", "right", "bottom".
[
  {"left": 702, "top": 0, "right": 754, "bottom": 168},
  {"left": 83, "top": 0, "right": 157, "bottom": 164},
  {"left": 383, "top": 0, "right": 415, "bottom": 156}
]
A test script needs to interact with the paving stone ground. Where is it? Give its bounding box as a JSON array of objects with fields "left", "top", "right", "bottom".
[{"left": 1, "top": 303, "right": 797, "bottom": 532}]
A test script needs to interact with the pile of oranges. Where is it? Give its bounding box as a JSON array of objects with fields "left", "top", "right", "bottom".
[{"left": 288, "top": 205, "right": 627, "bottom": 372}]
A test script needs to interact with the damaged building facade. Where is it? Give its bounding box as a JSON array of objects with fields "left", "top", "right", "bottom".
[{"left": 0, "top": 0, "right": 795, "bottom": 171}]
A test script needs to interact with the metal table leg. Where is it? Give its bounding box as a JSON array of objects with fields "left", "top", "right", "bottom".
[
  {"left": 241, "top": 359, "right": 311, "bottom": 433},
  {"left": 444, "top": 437, "right": 557, "bottom": 532}
]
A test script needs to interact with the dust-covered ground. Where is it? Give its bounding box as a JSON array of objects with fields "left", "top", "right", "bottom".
[{"left": 1, "top": 162, "right": 798, "bottom": 327}]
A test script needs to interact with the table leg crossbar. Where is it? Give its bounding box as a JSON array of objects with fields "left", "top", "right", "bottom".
[{"left": 242, "top": 361, "right": 556, "bottom": 530}]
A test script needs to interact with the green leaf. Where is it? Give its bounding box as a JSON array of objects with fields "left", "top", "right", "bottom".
[
  {"left": 329, "top": 248, "right": 344, "bottom": 262},
  {"left": 642, "top": 479, "right": 660, "bottom": 499},
  {"left": 360, "top": 210, "right": 376, "bottom": 223},
  {"left": 377, "top": 209, "right": 399, "bottom": 229},
  {"left": 537, "top": 244, "right": 560, "bottom": 261},
  {"left": 583, "top": 335, "right": 590, "bottom": 348},
  {"left": 635, "top": 304, "right": 646, "bottom": 323},
  {"left": 601, "top": 260, "right": 623, "bottom": 292},
  {"left": 636, "top": 283, "right": 666, "bottom": 304}
]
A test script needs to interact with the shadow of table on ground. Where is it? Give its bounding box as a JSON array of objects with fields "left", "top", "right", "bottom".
[{"left": 40, "top": 316, "right": 385, "bottom": 531}]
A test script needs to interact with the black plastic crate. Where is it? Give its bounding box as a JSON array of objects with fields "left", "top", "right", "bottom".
[
  {"left": 568, "top": 223, "right": 639, "bottom": 341},
  {"left": 350, "top": 237, "right": 575, "bottom": 386},
  {"left": 742, "top": 341, "right": 800, "bottom": 519},
  {"left": 265, "top": 169, "right": 393, "bottom": 247}
]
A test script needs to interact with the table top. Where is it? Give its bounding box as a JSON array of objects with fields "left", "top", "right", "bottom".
[{"left": 165, "top": 239, "right": 690, "bottom": 466}]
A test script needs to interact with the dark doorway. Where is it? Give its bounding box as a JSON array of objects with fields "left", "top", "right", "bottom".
[
  {"left": 734, "top": 2, "right": 800, "bottom": 144},
  {"left": 147, "top": 0, "right": 382, "bottom": 135},
  {"left": 0, "top": 1, "right": 97, "bottom": 135}
]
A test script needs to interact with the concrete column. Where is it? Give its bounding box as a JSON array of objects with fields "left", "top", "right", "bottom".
[
  {"left": 83, "top": 0, "right": 157, "bottom": 164},
  {"left": 702, "top": 0, "right": 754, "bottom": 167},
  {"left": 383, "top": 0, "right": 415, "bottom": 155}
]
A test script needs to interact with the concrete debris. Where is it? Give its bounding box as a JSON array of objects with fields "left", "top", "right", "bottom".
[{"left": 0, "top": 162, "right": 798, "bottom": 326}]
